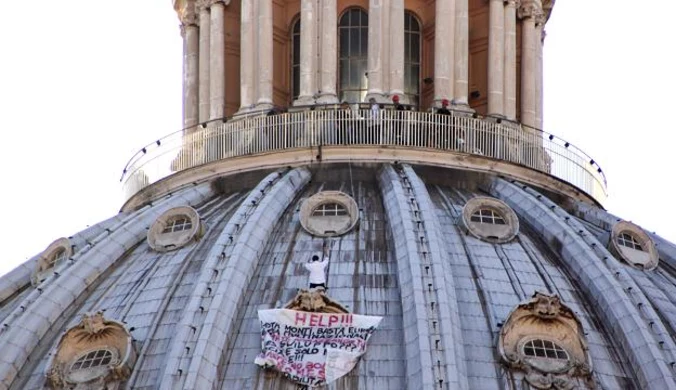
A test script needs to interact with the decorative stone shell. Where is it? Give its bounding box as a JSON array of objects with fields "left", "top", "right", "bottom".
[
  {"left": 299, "top": 191, "right": 359, "bottom": 237},
  {"left": 147, "top": 206, "right": 205, "bottom": 252},
  {"left": 461, "top": 196, "right": 519, "bottom": 243},
  {"left": 608, "top": 221, "right": 659, "bottom": 270},
  {"left": 45, "top": 312, "right": 136, "bottom": 389},
  {"left": 32, "top": 238, "right": 72, "bottom": 286},
  {"left": 498, "top": 292, "right": 594, "bottom": 389}
]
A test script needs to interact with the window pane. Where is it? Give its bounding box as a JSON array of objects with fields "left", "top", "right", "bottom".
[
  {"left": 411, "top": 35, "right": 420, "bottom": 62},
  {"left": 350, "top": 62, "right": 360, "bottom": 89},
  {"left": 339, "top": 13, "right": 350, "bottom": 27},
  {"left": 340, "top": 59, "right": 349, "bottom": 89},
  {"left": 360, "top": 28, "right": 368, "bottom": 57},
  {"left": 411, "top": 15, "right": 420, "bottom": 32},
  {"left": 340, "top": 29, "right": 350, "bottom": 57},
  {"left": 350, "top": 29, "right": 360, "bottom": 58}
]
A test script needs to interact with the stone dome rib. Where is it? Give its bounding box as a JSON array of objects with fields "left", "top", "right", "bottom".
[
  {"left": 489, "top": 178, "right": 676, "bottom": 389},
  {"left": 158, "top": 169, "right": 292, "bottom": 388},
  {"left": 379, "top": 165, "right": 469, "bottom": 389},
  {"left": 165, "top": 168, "right": 311, "bottom": 390}
]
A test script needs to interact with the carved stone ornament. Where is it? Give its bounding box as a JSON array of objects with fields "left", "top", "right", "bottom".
[
  {"left": 178, "top": 1, "right": 198, "bottom": 27},
  {"left": 284, "top": 289, "right": 350, "bottom": 314},
  {"left": 518, "top": 1, "right": 545, "bottom": 21},
  {"left": 504, "top": 0, "right": 521, "bottom": 8},
  {"left": 46, "top": 312, "right": 137, "bottom": 390},
  {"left": 498, "top": 292, "right": 595, "bottom": 389}
]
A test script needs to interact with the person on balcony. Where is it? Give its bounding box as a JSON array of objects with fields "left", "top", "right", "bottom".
[
  {"left": 367, "top": 97, "right": 381, "bottom": 144},
  {"left": 304, "top": 254, "right": 329, "bottom": 290},
  {"left": 392, "top": 95, "right": 405, "bottom": 144},
  {"left": 437, "top": 99, "right": 451, "bottom": 115}
]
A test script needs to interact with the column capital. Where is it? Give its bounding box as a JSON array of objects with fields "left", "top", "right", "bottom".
[
  {"left": 504, "top": 0, "right": 521, "bottom": 7},
  {"left": 518, "top": 2, "right": 544, "bottom": 23},
  {"left": 197, "top": 0, "right": 231, "bottom": 10},
  {"left": 179, "top": 2, "right": 199, "bottom": 27}
]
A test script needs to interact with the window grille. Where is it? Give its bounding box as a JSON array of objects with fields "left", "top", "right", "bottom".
[
  {"left": 48, "top": 248, "right": 67, "bottom": 267},
  {"left": 523, "top": 339, "right": 569, "bottom": 360},
  {"left": 162, "top": 216, "right": 193, "bottom": 233},
  {"left": 312, "top": 203, "right": 348, "bottom": 217},
  {"left": 617, "top": 232, "right": 644, "bottom": 251},
  {"left": 71, "top": 349, "right": 113, "bottom": 370},
  {"left": 470, "top": 209, "right": 506, "bottom": 225}
]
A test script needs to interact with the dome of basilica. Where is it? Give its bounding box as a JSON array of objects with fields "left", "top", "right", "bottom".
[{"left": 1, "top": 1, "right": 675, "bottom": 389}]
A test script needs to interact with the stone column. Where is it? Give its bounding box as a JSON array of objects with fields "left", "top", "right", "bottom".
[
  {"left": 209, "top": 1, "right": 226, "bottom": 120},
  {"left": 316, "top": 0, "right": 338, "bottom": 103},
  {"left": 257, "top": 0, "right": 273, "bottom": 107},
  {"left": 240, "top": 0, "right": 255, "bottom": 111},
  {"left": 536, "top": 24, "right": 545, "bottom": 129},
  {"left": 503, "top": 0, "right": 518, "bottom": 120},
  {"left": 197, "top": 1, "right": 210, "bottom": 124},
  {"left": 366, "top": 0, "right": 385, "bottom": 101},
  {"left": 295, "top": 0, "right": 317, "bottom": 105},
  {"left": 519, "top": 1, "right": 542, "bottom": 128},
  {"left": 434, "top": 0, "right": 455, "bottom": 105},
  {"left": 453, "top": 0, "right": 470, "bottom": 109},
  {"left": 181, "top": 4, "right": 200, "bottom": 130},
  {"left": 487, "top": 0, "right": 505, "bottom": 116},
  {"left": 389, "top": 0, "right": 405, "bottom": 100}
]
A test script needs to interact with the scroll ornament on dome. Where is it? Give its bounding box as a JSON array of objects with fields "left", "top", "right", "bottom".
[
  {"left": 46, "top": 312, "right": 136, "bottom": 390},
  {"left": 254, "top": 289, "right": 382, "bottom": 388},
  {"left": 498, "top": 292, "right": 595, "bottom": 389}
]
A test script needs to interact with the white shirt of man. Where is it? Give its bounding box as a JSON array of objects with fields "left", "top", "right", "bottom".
[
  {"left": 304, "top": 257, "right": 329, "bottom": 285},
  {"left": 370, "top": 103, "right": 380, "bottom": 120}
]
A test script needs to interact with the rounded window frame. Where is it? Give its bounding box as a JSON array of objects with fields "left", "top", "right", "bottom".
[
  {"left": 461, "top": 197, "right": 519, "bottom": 243},
  {"left": 148, "top": 206, "right": 205, "bottom": 252},
  {"left": 32, "top": 237, "right": 72, "bottom": 286},
  {"left": 300, "top": 191, "right": 359, "bottom": 237},
  {"left": 609, "top": 221, "right": 658, "bottom": 270}
]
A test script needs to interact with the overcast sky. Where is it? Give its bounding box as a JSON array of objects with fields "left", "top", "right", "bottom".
[{"left": 1, "top": 1, "right": 674, "bottom": 277}]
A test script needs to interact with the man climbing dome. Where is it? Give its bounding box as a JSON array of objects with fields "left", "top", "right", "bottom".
[{"left": 304, "top": 253, "right": 329, "bottom": 290}]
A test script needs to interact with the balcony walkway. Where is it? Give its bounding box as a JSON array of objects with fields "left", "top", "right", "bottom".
[{"left": 120, "top": 108, "right": 607, "bottom": 209}]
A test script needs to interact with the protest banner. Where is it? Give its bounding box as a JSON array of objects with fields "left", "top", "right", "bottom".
[{"left": 254, "top": 308, "right": 382, "bottom": 387}]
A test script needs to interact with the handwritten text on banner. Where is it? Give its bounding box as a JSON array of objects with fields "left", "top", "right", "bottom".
[{"left": 254, "top": 309, "right": 382, "bottom": 387}]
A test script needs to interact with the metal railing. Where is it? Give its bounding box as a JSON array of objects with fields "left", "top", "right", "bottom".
[{"left": 120, "top": 107, "right": 608, "bottom": 204}]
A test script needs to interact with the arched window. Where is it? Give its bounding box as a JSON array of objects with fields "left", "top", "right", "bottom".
[
  {"left": 291, "top": 17, "right": 301, "bottom": 101},
  {"left": 339, "top": 8, "right": 368, "bottom": 103},
  {"left": 404, "top": 12, "right": 421, "bottom": 108}
]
